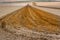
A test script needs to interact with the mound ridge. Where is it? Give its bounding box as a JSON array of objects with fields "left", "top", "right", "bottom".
[{"left": 0, "top": 5, "right": 60, "bottom": 34}]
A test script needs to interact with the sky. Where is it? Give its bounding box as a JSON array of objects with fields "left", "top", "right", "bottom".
[{"left": 0, "top": 0, "right": 60, "bottom": 2}]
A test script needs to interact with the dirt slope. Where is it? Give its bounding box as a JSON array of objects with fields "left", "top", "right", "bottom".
[{"left": 0, "top": 5, "right": 60, "bottom": 34}]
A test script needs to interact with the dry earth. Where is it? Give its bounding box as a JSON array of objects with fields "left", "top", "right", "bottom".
[{"left": 0, "top": 5, "right": 60, "bottom": 40}]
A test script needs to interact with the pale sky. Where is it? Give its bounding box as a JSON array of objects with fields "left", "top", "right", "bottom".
[{"left": 0, "top": 0, "right": 60, "bottom": 2}]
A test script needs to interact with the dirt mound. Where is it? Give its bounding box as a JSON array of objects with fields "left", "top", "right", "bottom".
[{"left": 0, "top": 5, "right": 60, "bottom": 34}]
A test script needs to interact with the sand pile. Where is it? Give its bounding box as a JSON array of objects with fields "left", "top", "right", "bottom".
[{"left": 0, "top": 5, "right": 60, "bottom": 40}]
